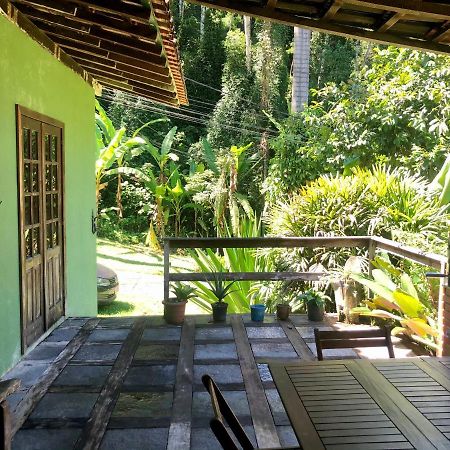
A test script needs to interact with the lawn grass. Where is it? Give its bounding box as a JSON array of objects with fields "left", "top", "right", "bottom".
[{"left": 97, "top": 238, "right": 206, "bottom": 317}]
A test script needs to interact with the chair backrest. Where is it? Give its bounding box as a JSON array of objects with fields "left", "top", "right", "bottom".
[
  {"left": 202, "top": 374, "right": 255, "bottom": 450},
  {"left": 314, "top": 326, "right": 395, "bottom": 361}
]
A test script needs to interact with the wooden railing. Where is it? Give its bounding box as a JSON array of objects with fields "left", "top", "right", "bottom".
[{"left": 163, "top": 235, "right": 449, "bottom": 355}]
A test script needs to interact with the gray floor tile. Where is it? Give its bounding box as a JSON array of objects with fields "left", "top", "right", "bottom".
[
  {"left": 88, "top": 329, "right": 130, "bottom": 342},
  {"left": 46, "top": 327, "right": 80, "bottom": 342},
  {"left": 30, "top": 393, "right": 98, "bottom": 419},
  {"left": 251, "top": 342, "right": 297, "bottom": 359},
  {"left": 277, "top": 425, "right": 299, "bottom": 447},
  {"left": 142, "top": 328, "right": 181, "bottom": 341},
  {"left": 100, "top": 428, "right": 168, "bottom": 450},
  {"left": 195, "top": 327, "right": 234, "bottom": 341},
  {"left": 192, "top": 391, "right": 250, "bottom": 418},
  {"left": 194, "top": 343, "right": 238, "bottom": 360},
  {"left": 306, "top": 342, "right": 358, "bottom": 358},
  {"left": 4, "top": 361, "right": 49, "bottom": 387},
  {"left": 265, "top": 389, "right": 290, "bottom": 425},
  {"left": 23, "top": 343, "right": 66, "bottom": 361},
  {"left": 124, "top": 365, "right": 176, "bottom": 387},
  {"left": 191, "top": 426, "right": 256, "bottom": 450},
  {"left": 12, "top": 429, "right": 81, "bottom": 450},
  {"left": 54, "top": 365, "right": 112, "bottom": 387},
  {"left": 194, "top": 364, "right": 243, "bottom": 385},
  {"left": 73, "top": 344, "right": 122, "bottom": 362},
  {"left": 246, "top": 326, "right": 286, "bottom": 339},
  {"left": 257, "top": 363, "right": 273, "bottom": 382}
]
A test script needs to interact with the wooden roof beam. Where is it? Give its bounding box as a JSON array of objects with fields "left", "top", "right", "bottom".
[
  {"left": 49, "top": 35, "right": 170, "bottom": 76},
  {"left": 322, "top": 0, "right": 343, "bottom": 21},
  {"left": 72, "top": 57, "right": 175, "bottom": 91},
  {"left": 377, "top": 12, "right": 404, "bottom": 32},
  {"left": 427, "top": 20, "right": 450, "bottom": 42},
  {"left": 37, "top": 22, "right": 165, "bottom": 63},
  {"left": 15, "top": 2, "right": 159, "bottom": 41},
  {"left": 344, "top": 0, "right": 450, "bottom": 20},
  {"left": 185, "top": 0, "right": 450, "bottom": 55},
  {"left": 65, "top": 0, "right": 151, "bottom": 23},
  {"left": 99, "top": 80, "right": 180, "bottom": 106}
]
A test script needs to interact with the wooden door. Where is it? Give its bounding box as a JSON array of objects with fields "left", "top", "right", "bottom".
[{"left": 17, "top": 107, "right": 65, "bottom": 351}]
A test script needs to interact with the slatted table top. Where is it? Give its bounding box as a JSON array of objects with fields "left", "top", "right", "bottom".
[{"left": 269, "top": 357, "right": 450, "bottom": 450}]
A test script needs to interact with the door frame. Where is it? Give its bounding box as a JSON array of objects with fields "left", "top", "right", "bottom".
[{"left": 16, "top": 105, "right": 67, "bottom": 353}]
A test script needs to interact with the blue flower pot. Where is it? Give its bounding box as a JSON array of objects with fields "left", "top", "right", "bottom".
[{"left": 251, "top": 304, "right": 265, "bottom": 322}]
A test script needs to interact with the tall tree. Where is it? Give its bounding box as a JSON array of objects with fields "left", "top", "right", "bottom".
[
  {"left": 291, "top": 27, "right": 311, "bottom": 112},
  {"left": 244, "top": 16, "right": 252, "bottom": 71}
]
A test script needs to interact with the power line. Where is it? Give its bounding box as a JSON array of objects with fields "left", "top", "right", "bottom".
[
  {"left": 102, "top": 89, "right": 277, "bottom": 137},
  {"left": 100, "top": 92, "right": 275, "bottom": 139},
  {"left": 185, "top": 77, "right": 290, "bottom": 118}
]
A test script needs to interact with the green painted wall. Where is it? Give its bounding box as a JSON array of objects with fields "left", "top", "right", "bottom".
[{"left": 0, "top": 15, "right": 97, "bottom": 375}]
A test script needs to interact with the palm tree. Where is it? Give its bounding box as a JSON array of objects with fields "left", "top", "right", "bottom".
[{"left": 291, "top": 27, "right": 311, "bottom": 113}]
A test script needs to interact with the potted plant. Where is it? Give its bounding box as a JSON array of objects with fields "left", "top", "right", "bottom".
[
  {"left": 163, "top": 282, "right": 196, "bottom": 325},
  {"left": 299, "top": 289, "right": 326, "bottom": 322},
  {"left": 205, "top": 274, "right": 236, "bottom": 322},
  {"left": 276, "top": 302, "right": 291, "bottom": 320}
]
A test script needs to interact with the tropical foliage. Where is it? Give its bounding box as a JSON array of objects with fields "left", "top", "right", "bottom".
[{"left": 351, "top": 255, "right": 438, "bottom": 350}]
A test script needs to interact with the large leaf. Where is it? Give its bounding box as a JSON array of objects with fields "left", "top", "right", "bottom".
[
  {"left": 202, "top": 138, "right": 219, "bottom": 175},
  {"left": 401, "top": 318, "right": 438, "bottom": 337},
  {"left": 393, "top": 289, "right": 424, "bottom": 318},
  {"left": 161, "top": 126, "right": 177, "bottom": 156},
  {"left": 372, "top": 269, "right": 397, "bottom": 291},
  {"left": 350, "top": 273, "right": 395, "bottom": 302},
  {"left": 373, "top": 296, "right": 400, "bottom": 311},
  {"left": 399, "top": 273, "right": 419, "bottom": 300}
]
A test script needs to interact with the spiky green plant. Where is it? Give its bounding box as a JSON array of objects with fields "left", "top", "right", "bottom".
[{"left": 170, "top": 282, "right": 196, "bottom": 302}]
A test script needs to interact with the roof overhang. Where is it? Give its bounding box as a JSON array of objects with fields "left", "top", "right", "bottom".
[
  {"left": 187, "top": 0, "right": 450, "bottom": 55},
  {"left": 1, "top": 0, "right": 187, "bottom": 106}
]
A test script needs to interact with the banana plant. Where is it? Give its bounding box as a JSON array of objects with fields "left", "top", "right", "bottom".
[
  {"left": 112, "top": 126, "right": 180, "bottom": 239},
  {"left": 95, "top": 100, "right": 164, "bottom": 215},
  {"left": 350, "top": 255, "right": 438, "bottom": 349}
]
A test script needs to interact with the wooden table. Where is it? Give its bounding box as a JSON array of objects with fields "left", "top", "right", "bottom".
[{"left": 269, "top": 357, "right": 450, "bottom": 450}]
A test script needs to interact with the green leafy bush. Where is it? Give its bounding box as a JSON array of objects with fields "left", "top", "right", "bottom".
[
  {"left": 351, "top": 256, "right": 438, "bottom": 350},
  {"left": 268, "top": 165, "right": 449, "bottom": 270}
]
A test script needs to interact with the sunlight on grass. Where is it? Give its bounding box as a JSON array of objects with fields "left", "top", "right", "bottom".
[{"left": 97, "top": 238, "right": 206, "bottom": 317}]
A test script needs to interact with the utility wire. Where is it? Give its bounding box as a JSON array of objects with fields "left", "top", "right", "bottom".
[
  {"left": 101, "top": 93, "right": 275, "bottom": 139},
  {"left": 102, "top": 89, "right": 277, "bottom": 137},
  {"left": 185, "top": 77, "right": 290, "bottom": 118}
]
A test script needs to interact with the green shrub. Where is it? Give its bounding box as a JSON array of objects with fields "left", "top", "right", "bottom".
[{"left": 268, "top": 165, "right": 449, "bottom": 270}]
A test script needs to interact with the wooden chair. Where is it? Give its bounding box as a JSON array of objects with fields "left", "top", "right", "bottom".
[
  {"left": 314, "top": 326, "right": 395, "bottom": 361},
  {"left": 0, "top": 379, "right": 20, "bottom": 450},
  {"left": 202, "top": 374, "right": 300, "bottom": 450}
]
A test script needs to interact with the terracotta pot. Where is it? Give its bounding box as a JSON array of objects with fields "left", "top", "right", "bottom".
[
  {"left": 163, "top": 298, "right": 187, "bottom": 325},
  {"left": 276, "top": 304, "right": 291, "bottom": 320},
  {"left": 212, "top": 301, "right": 228, "bottom": 322}
]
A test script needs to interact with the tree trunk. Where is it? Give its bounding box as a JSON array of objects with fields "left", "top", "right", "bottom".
[
  {"left": 244, "top": 16, "right": 252, "bottom": 71},
  {"left": 291, "top": 27, "right": 311, "bottom": 113},
  {"left": 179, "top": 0, "right": 184, "bottom": 20},
  {"left": 116, "top": 173, "right": 123, "bottom": 219},
  {"left": 200, "top": 6, "right": 206, "bottom": 38}
]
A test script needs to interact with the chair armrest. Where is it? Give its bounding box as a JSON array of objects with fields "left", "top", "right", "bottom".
[{"left": 0, "top": 379, "right": 21, "bottom": 403}]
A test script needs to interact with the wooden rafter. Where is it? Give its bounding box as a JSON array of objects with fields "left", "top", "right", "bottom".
[
  {"left": 7, "top": 0, "right": 188, "bottom": 105},
  {"left": 377, "top": 12, "right": 404, "bottom": 33},
  {"left": 185, "top": 0, "right": 450, "bottom": 55},
  {"left": 322, "top": 0, "right": 343, "bottom": 21}
]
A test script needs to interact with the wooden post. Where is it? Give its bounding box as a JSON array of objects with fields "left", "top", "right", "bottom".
[
  {"left": 368, "top": 238, "right": 376, "bottom": 279},
  {"left": 437, "top": 233, "right": 450, "bottom": 357},
  {"left": 164, "top": 240, "right": 170, "bottom": 302}
]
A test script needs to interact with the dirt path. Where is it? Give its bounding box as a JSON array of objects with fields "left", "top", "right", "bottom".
[{"left": 96, "top": 239, "right": 204, "bottom": 316}]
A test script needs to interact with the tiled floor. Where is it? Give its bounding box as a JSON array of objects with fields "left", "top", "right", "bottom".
[{"left": 3, "top": 314, "right": 421, "bottom": 450}]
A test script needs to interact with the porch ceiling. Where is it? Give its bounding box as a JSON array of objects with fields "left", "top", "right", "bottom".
[
  {"left": 188, "top": 0, "right": 450, "bottom": 55},
  {"left": 7, "top": 0, "right": 188, "bottom": 106}
]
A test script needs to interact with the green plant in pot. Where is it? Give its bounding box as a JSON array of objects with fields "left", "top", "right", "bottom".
[
  {"left": 205, "top": 274, "right": 236, "bottom": 322},
  {"left": 299, "top": 289, "right": 326, "bottom": 322},
  {"left": 163, "top": 282, "right": 196, "bottom": 325}
]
